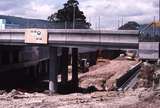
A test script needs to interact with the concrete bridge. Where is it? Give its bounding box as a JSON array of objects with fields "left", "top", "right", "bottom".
[
  {"left": 0, "top": 29, "right": 158, "bottom": 93},
  {"left": 0, "top": 29, "right": 139, "bottom": 49}
]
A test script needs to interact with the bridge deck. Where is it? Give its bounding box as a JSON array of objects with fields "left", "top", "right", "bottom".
[{"left": 0, "top": 29, "right": 139, "bottom": 49}]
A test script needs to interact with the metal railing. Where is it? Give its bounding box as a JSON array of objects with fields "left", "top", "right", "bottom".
[
  {"left": 139, "top": 23, "right": 160, "bottom": 42},
  {"left": 116, "top": 62, "right": 142, "bottom": 91}
]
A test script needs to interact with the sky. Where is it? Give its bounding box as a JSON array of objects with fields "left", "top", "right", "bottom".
[{"left": 0, "top": 0, "right": 159, "bottom": 29}]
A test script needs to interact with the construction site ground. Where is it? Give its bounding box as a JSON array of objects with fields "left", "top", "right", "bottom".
[
  {"left": 0, "top": 57, "right": 159, "bottom": 108},
  {"left": 0, "top": 88, "right": 158, "bottom": 108}
]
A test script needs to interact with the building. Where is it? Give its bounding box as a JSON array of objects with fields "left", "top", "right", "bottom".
[
  {"left": 0, "top": 15, "right": 89, "bottom": 29},
  {"left": 0, "top": 19, "right": 6, "bottom": 30}
]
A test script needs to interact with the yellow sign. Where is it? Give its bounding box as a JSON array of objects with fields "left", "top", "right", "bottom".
[{"left": 25, "top": 29, "right": 48, "bottom": 44}]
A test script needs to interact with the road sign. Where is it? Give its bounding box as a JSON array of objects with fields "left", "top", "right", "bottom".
[{"left": 25, "top": 29, "right": 48, "bottom": 44}]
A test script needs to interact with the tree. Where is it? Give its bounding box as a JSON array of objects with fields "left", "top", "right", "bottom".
[
  {"left": 48, "top": 13, "right": 58, "bottom": 22},
  {"left": 48, "top": 0, "right": 90, "bottom": 28},
  {"left": 119, "top": 21, "right": 140, "bottom": 30}
]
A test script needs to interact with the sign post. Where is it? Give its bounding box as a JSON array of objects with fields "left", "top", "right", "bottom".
[{"left": 25, "top": 29, "right": 48, "bottom": 44}]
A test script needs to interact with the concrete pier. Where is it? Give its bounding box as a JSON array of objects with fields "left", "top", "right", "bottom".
[
  {"left": 72, "top": 48, "right": 79, "bottom": 88},
  {"left": 61, "top": 48, "right": 69, "bottom": 84},
  {"left": 42, "top": 61, "right": 48, "bottom": 75},
  {"left": 49, "top": 47, "right": 58, "bottom": 93},
  {"left": 0, "top": 54, "right": 1, "bottom": 65}
]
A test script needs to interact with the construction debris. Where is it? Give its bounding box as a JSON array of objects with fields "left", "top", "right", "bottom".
[{"left": 135, "top": 62, "right": 155, "bottom": 88}]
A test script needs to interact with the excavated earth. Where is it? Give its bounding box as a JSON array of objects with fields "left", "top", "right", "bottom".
[
  {"left": 79, "top": 58, "right": 138, "bottom": 91},
  {"left": 0, "top": 58, "right": 159, "bottom": 108}
]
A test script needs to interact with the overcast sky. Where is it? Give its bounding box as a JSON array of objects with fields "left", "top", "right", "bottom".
[{"left": 0, "top": 0, "right": 158, "bottom": 29}]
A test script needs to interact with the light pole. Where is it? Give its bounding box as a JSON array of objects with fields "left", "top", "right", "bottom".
[
  {"left": 118, "top": 17, "right": 120, "bottom": 29},
  {"left": 159, "top": 0, "right": 160, "bottom": 21},
  {"left": 158, "top": 0, "right": 160, "bottom": 36},
  {"left": 73, "top": 3, "right": 76, "bottom": 29}
]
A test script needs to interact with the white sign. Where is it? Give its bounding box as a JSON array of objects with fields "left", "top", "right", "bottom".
[{"left": 25, "top": 29, "right": 48, "bottom": 44}]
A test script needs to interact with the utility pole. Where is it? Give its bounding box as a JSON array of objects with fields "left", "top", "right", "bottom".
[
  {"left": 73, "top": 4, "right": 76, "bottom": 29},
  {"left": 121, "top": 17, "right": 124, "bottom": 26},
  {"left": 98, "top": 16, "right": 101, "bottom": 30},
  {"left": 158, "top": 0, "right": 160, "bottom": 36},
  {"left": 65, "top": 21, "right": 67, "bottom": 29},
  {"left": 159, "top": 0, "right": 160, "bottom": 21},
  {"left": 118, "top": 17, "right": 120, "bottom": 29},
  {"left": 153, "top": 16, "right": 156, "bottom": 37}
]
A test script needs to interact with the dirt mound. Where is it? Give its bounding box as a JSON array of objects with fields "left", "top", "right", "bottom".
[
  {"left": 79, "top": 59, "right": 138, "bottom": 91},
  {"left": 89, "top": 59, "right": 110, "bottom": 72}
]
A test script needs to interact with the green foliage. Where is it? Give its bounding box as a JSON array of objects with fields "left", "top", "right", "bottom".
[
  {"left": 119, "top": 21, "right": 140, "bottom": 30},
  {"left": 48, "top": 0, "right": 86, "bottom": 23}
]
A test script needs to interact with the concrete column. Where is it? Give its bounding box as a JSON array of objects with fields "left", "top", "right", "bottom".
[
  {"left": 41, "top": 60, "right": 49, "bottom": 75},
  {"left": 72, "top": 48, "right": 79, "bottom": 88},
  {"left": 159, "top": 42, "right": 160, "bottom": 59},
  {"left": 61, "top": 47, "right": 69, "bottom": 84},
  {"left": 0, "top": 53, "right": 1, "bottom": 65},
  {"left": 49, "top": 47, "right": 58, "bottom": 94}
]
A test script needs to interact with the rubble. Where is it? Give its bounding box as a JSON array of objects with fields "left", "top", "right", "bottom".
[{"left": 135, "top": 62, "right": 155, "bottom": 88}]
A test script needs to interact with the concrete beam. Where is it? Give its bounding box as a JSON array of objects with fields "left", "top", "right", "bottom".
[
  {"left": 72, "top": 48, "right": 79, "bottom": 88},
  {"left": 49, "top": 47, "right": 58, "bottom": 94},
  {"left": 61, "top": 47, "right": 69, "bottom": 84},
  {"left": 0, "top": 29, "right": 139, "bottom": 49}
]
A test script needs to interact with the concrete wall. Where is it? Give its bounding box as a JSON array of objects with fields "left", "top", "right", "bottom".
[{"left": 139, "top": 42, "right": 160, "bottom": 60}]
